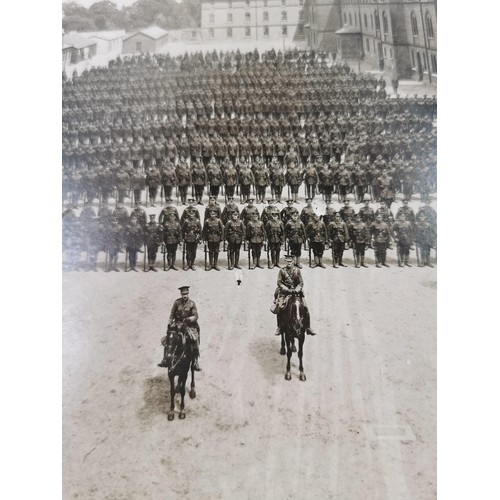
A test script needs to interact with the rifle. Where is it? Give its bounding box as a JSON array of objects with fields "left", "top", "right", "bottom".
[
  {"left": 248, "top": 243, "right": 251, "bottom": 269},
  {"left": 267, "top": 242, "right": 271, "bottom": 269},
  {"left": 204, "top": 243, "right": 208, "bottom": 271},
  {"left": 162, "top": 243, "right": 166, "bottom": 271},
  {"left": 182, "top": 241, "right": 186, "bottom": 271},
  {"left": 125, "top": 248, "right": 128, "bottom": 272},
  {"left": 143, "top": 245, "right": 147, "bottom": 271},
  {"left": 308, "top": 244, "right": 312, "bottom": 268}
]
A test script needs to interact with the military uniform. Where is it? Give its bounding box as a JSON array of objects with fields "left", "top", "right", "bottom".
[
  {"left": 225, "top": 215, "right": 245, "bottom": 270},
  {"left": 124, "top": 218, "right": 144, "bottom": 271},
  {"left": 265, "top": 215, "right": 284, "bottom": 268},
  {"left": 105, "top": 219, "right": 124, "bottom": 272},
  {"left": 162, "top": 215, "right": 182, "bottom": 270},
  {"left": 306, "top": 216, "right": 327, "bottom": 268},
  {"left": 202, "top": 214, "right": 224, "bottom": 270},
  {"left": 144, "top": 216, "right": 163, "bottom": 271},
  {"left": 191, "top": 160, "right": 207, "bottom": 204},
  {"left": 350, "top": 216, "right": 370, "bottom": 267},
  {"left": 146, "top": 167, "right": 161, "bottom": 207},
  {"left": 285, "top": 217, "right": 306, "bottom": 268},
  {"left": 328, "top": 215, "right": 349, "bottom": 267},
  {"left": 246, "top": 216, "right": 266, "bottom": 269},
  {"left": 370, "top": 217, "right": 392, "bottom": 267},
  {"left": 392, "top": 217, "right": 414, "bottom": 267},
  {"left": 181, "top": 213, "right": 202, "bottom": 270},
  {"left": 415, "top": 215, "right": 436, "bottom": 267},
  {"left": 221, "top": 199, "right": 240, "bottom": 225}
]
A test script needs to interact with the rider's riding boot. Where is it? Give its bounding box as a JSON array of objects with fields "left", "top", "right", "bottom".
[
  {"left": 234, "top": 251, "right": 241, "bottom": 269},
  {"left": 318, "top": 256, "right": 326, "bottom": 268},
  {"left": 275, "top": 326, "right": 281, "bottom": 336},
  {"left": 192, "top": 357, "right": 202, "bottom": 371},
  {"left": 213, "top": 252, "right": 220, "bottom": 271}
]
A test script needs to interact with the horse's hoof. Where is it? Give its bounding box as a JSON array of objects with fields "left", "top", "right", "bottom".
[
  {"left": 189, "top": 389, "right": 196, "bottom": 399},
  {"left": 280, "top": 347, "right": 286, "bottom": 355},
  {"left": 299, "top": 372, "right": 307, "bottom": 382},
  {"left": 167, "top": 412, "right": 175, "bottom": 421},
  {"left": 292, "top": 345, "right": 297, "bottom": 353},
  {"left": 179, "top": 412, "right": 186, "bottom": 420},
  {"left": 285, "top": 372, "right": 292, "bottom": 381}
]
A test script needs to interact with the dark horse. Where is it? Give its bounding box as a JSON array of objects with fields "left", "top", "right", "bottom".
[
  {"left": 279, "top": 291, "right": 307, "bottom": 381},
  {"left": 165, "top": 326, "right": 197, "bottom": 421}
]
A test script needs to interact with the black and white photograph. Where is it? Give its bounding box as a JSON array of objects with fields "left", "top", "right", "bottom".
[{"left": 57, "top": 0, "right": 442, "bottom": 498}]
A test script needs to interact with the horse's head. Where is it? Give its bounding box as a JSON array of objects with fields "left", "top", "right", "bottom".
[{"left": 286, "top": 293, "right": 305, "bottom": 336}]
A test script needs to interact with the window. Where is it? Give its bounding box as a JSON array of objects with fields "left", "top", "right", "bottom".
[
  {"left": 264, "top": 0, "right": 268, "bottom": 6},
  {"left": 281, "top": 0, "right": 286, "bottom": 5},
  {"left": 263, "top": 11, "right": 269, "bottom": 22},
  {"left": 355, "top": 12, "right": 357, "bottom": 26},
  {"left": 298, "top": 24, "right": 304, "bottom": 36},
  {"left": 227, "top": 27, "right": 233, "bottom": 38},
  {"left": 374, "top": 11, "right": 380, "bottom": 31},
  {"left": 344, "top": 13, "right": 347, "bottom": 24},
  {"left": 299, "top": 0, "right": 304, "bottom": 5},
  {"left": 228, "top": 1, "right": 232, "bottom": 7},
  {"left": 411, "top": 12, "right": 418, "bottom": 37},
  {"left": 209, "top": 28, "right": 214, "bottom": 39},
  {"left": 425, "top": 12, "right": 434, "bottom": 38},
  {"left": 389, "top": 48, "right": 393, "bottom": 59},
  {"left": 191, "top": 31, "right": 197, "bottom": 40},
  {"left": 245, "top": 26, "right": 251, "bottom": 37},
  {"left": 245, "top": 12, "right": 251, "bottom": 22},
  {"left": 246, "top": 0, "right": 250, "bottom": 6},
  {"left": 382, "top": 12, "right": 388, "bottom": 34},
  {"left": 299, "top": 10, "right": 304, "bottom": 22},
  {"left": 364, "top": 14, "right": 368, "bottom": 28},
  {"left": 349, "top": 13, "right": 352, "bottom": 25},
  {"left": 209, "top": 13, "right": 214, "bottom": 23},
  {"left": 281, "top": 11, "right": 287, "bottom": 21},
  {"left": 227, "top": 13, "right": 232, "bottom": 22},
  {"left": 366, "top": 38, "right": 369, "bottom": 52},
  {"left": 431, "top": 54, "right": 437, "bottom": 74},
  {"left": 411, "top": 50, "right": 415, "bottom": 67},
  {"left": 282, "top": 25, "right": 288, "bottom": 36},
  {"left": 371, "top": 14, "right": 373, "bottom": 29},
  {"left": 383, "top": 46, "right": 386, "bottom": 57},
  {"left": 423, "top": 54, "right": 427, "bottom": 70},
  {"left": 263, "top": 26, "right": 269, "bottom": 37}
]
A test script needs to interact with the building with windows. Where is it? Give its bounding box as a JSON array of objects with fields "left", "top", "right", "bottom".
[
  {"left": 122, "top": 26, "right": 169, "bottom": 54},
  {"left": 201, "top": 0, "right": 306, "bottom": 44},
  {"left": 305, "top": 0, "right": 436, "bottom": 83}
]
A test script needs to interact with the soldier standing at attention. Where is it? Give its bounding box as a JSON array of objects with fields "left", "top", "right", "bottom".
[
  {"left": 350, "top": 213, "right": 370, "bottom": 268},
  {"left": 328, "top": 212, "right": 349, "bottom": 268},
  {"left": 370, "top": 213, "right": 392, "bottom": 268},
  {"left": 225, "top": 211, "right": 245, "bottom": 270},
  {"left": 246, "top": 211, "right": 266, "bottom": 269},
  {"left": 158, "top": 198, "right": 180, "bottom": 226},
  {"left": 162, "top": 213, "right": 182, "bottom": 271},
  {"left": 144, "top": 214, "right": 162, "bottom": 272},
  {"left": 124, "top": 216, "right": 144, "bottom": 272},
  {"left": 306, "top": 213, "right": 327, "bottom": 268},
  {"left": 392, "top": 213, "right": 414, "bottom": 267},
  {"left": 265, "top": 212, "right": 285, "bottom": 269},
  {"left": 202, "top": 209, "right": 224, "bottom": 271},
  {"left": 285, "top": 212, "right": 307, "bottom": 269},
  {"left": 182, "top": 209, "right": 202, "bottom": 271}
]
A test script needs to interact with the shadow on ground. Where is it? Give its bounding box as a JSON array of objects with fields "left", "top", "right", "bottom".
[{"left": 138, "top": 375, "right": 170, "bottom": 420}]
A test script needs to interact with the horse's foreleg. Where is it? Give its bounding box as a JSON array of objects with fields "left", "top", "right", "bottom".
[
  {"left": 298, "top": 335, "right": 306, "bottom": 381},
  {"left": 285, "top": 339, "right": 292, "bottom": 381},
  {"left": 179, "top": 378, "right": 187, "bottom": 419},
  {"left": 280, "top": 333, "right": 286, "bottom": 355},
  {"left": 168, "top": 375, "right": 176, "bottom": 421},
  {"left": 189, "top": 367, "right": 196, "bottom": 399}
]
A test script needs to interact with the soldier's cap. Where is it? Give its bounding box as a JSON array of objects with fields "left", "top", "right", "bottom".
[
  {"left": 178, "top": 286, "right": 190, "bottom": 294},
  {"left": 305, "top": 198, "right": 312, "bottom": 202},
  {"left": 210, "top": 209, "right": 218, "bottom": 214},
  {"left": 287, "top": 199, "right": 293, "bottom": 203},
  {"left": 284, "top": 255, "right": 294, "bottom": 261},
  {"left": 247, "top": 198, "right": 254, "bottom": 203},
  {"left": 135, "top": 201, "right": 142, "bottom": 205},
  {"left": 149, "top": 214, "right": 156, "bottom": 218},
  {"left": 228, "top": 197, "right": 234, "bottom": 201},
  {"left": 402, "top": 199, "right": 409, "bottom": 203},
  {"left": 165, "top": 198, "right": 172, "bottom": 202},
  {"left": 209, "top": 195, "right": 216, "bottom": 200},
  {"left": 188, "top": 198, "right": 195, "bottom": 203}
]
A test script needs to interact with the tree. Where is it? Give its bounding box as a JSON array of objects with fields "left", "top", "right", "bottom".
[{"left": 63, "top": 15, "right": 97, "bottom": 33}]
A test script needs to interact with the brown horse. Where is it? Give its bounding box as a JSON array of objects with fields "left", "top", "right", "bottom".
[
  {"left": 166, "top": 326, "right": 197, "bottom": 421},
  {"left": 279, "top": 291, "right": 307, "bottom": 381}
]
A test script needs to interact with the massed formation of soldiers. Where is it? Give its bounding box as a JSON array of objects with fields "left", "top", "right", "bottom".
[
  {"left": 62, "top": 195, "right": 436, "bottom": 272},
  {"left": 62, "top": 48, "right": 437, "bottom": 212}
]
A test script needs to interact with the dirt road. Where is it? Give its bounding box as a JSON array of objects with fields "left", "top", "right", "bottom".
[{"left": 63, "top": 223, "right": 436, "bottom": 499}]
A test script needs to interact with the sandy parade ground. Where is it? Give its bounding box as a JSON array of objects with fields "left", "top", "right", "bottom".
[{"left": 62, "top": 192, "right": 436, "bottom": 499}]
